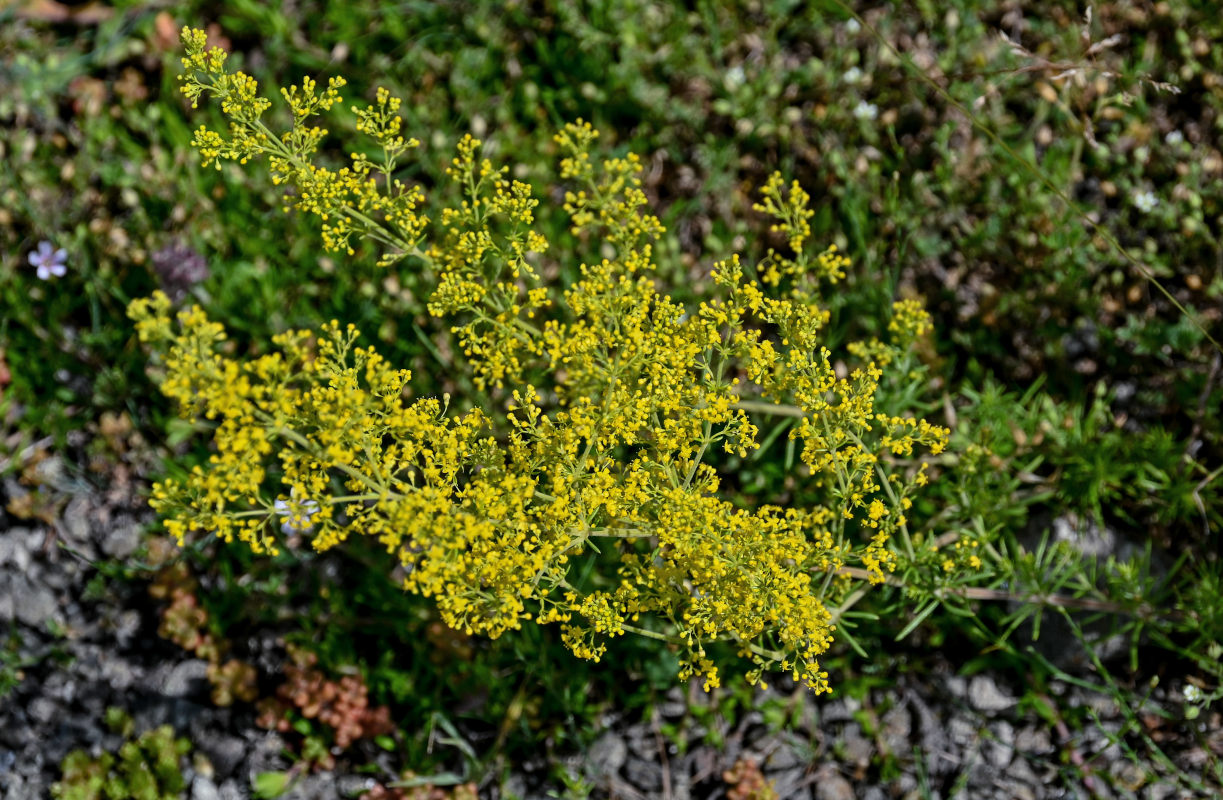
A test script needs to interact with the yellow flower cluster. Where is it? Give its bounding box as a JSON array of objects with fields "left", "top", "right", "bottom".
[
  {"left": 137, "top": 30, "right": 957, "bottom": 694},
  {"left": 177, "top": 28, "right": 425, "bottom": 261},
  {"left": 752, "top": 172, "right": 848, "bottom": 288}
]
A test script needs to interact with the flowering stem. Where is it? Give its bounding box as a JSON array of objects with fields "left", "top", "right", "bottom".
[
  {"left": 621, "top": 623, "right": 682, "bottom": 645},
  {"left": 846, "top": 429, "right": 916, "bottom": 562},
  {"left": 733, "top": 398, "right": 805, "bottom": 418}
]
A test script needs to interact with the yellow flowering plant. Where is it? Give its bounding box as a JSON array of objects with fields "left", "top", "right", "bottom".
[{"left": 130, "top": 27, "right": 964, "bottom": 693}]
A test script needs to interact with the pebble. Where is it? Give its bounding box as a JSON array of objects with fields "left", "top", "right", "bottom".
[
  {"left": 100, "top": 519, "right": 142, "bottom": 559},
  {"left": 840, "top": 723, "right": 873, "bottom": 768},
  {"left": 813, "top": 765, "right": 854, "bottom": 800},
  {"left": 994, "top": 778, "right": 1037, "bottom": 800},
  {"left": 763, "top": 738, "right": 804, "bottom": 771},
  {"left": 159, "top": 659, "right": 210, "bottom": 698},
  {"left": 1002, "top": 754, "right": 1042, "bottom": 789},
  {"left": 1110, "top": 760, "right": 1146, "bottom": 791},
  {"left": 1015, "top": 726, "right": 1054, "bottom": 755},
  {"left": 336, "top": 775, "right": 378, "bottom": 795},
  {"left": 1143, "top": 780, "right": 1178, "bottom": 800},
  {"left": 968, "top": 675, "right": 1016, "bottom": 712},
  {"left": 948, "top": 716, "right": 978, "bottom": 748},
  {"left": 288, "top": 773, "right": 339, "bottom": 800},
  {"left": 13, "top": 576, "right": 58, "bottom": 628},
  {"left": 880, "top": 705, "right": 912, "bottom": 755},
  {"left": 1, "top": 773, "right": 30, "bottom": 800},
  {"left": 0, "top": 528, "right": 32, "bottom": 571},
  {"left": 58, "top": 496, "right": 94, "bottom": 552},
  {"left": 0, "top": 577, "right": 13, "bottom": 622},
  {"left": 27, "top": 698, "right": 58, "bottom": 726},
  {"left": 945, "top": 675, "right": 967, "bottom": 698},
  {"left": 623, "top": 757, "right": 663, "bottom": 793},
  {"left": 769, "top": 767, "right": 811, "bottom": 800},
  {"left": 820, "top": 697, "right": 859, "bottom": 723},
  {"left": 112, "top": 609, "right": 142, "bottom": 646},
  {"left": 196, "top": 734, "right": 247, "bottom": 779},
  {"left": 985, "top": 721, "right": 1015, "bottom": 769},
  {"left": 191, "top": 776, "right": 221, "bottom": 800},
  {"left": 659, "top": 687, "right": 686, "bottom": 719}
]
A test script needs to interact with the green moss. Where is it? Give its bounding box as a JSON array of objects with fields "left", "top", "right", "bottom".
[{"left": 51, "top": 718, "right": 191, "bottom": 800}]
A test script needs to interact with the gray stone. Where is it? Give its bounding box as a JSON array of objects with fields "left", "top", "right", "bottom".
[
  {"left": 1084, "top": 693, "right": 1121, "bottom": 717},
  {"left": 160, "top": 659, "right": 210, "bottom": 698},
  {"left": 1143, "top": 780, "right": 1178, "bottom": 800},
  {"left": 336, "top": 775, "right": 378, "bottom": 795},
  {"left": 112, "top": 609, "right": 141, "bottom": 646},
  {"left": 813, "top": 765, "right": 854, "bottom": 800},
  {"left": 1051, "top": 514, "right": 1118, "bottom": 558},
  {"left": 58, "top": 496, "right": 93, "bottom": 551},
  {"left": 907, "top": 689, "right": 948, "bottom": 753},
  {"left": 32, "top": 456, "right": 69, "bottom": 492},
  {"left": 13, "top": 577, "right": 57, "bottom": 628},
  {"left": 623, "top": 757, "right": 663, "bottom": 793},
  {"left": 968, "top": 676, "right": 1016, "bottom": 713},
  {"left": 985, "top": 721, "right": 1015, "bottom": 769},
  {"left": 0, "top": 575, "right": 13, "bottom": 622},
  {"left": 197, "top": 734, "right": 246, "bottom": 779},
  {"left": 769, "top": 768, "right": 811, "bottom": 800},
  {"left": 880, "top": 705, "right": 912, "bottom": 755},
  {"left": 624, "top": 725, "right": 653, "bottom": 760},
  {"left": 668, "top": 767, "right": 692, "bottom": 800},
  {"left": 588, "top": 731, "right": 628, "bottom": 774},
  {"left": 0, "top": 529, "right": 32, "bottom": 570},
  {"left": 945, "top": 675, "right": 967, "bottom": 698},
  {"left": 967, "top": 758, "right": 998, "bottom": 790},
  {"left": 2, "top": 773, "right": 30, "bottom": 800},
  {"left": 659, "top": 687, "right": 686, "bottom": 719},
  {"left": 289, "top": 773, "right": 338, "bottom": 800},
  {"left": 217, "top": 781, "right": 245, "bottom": 800},
  {"left": 1003, "top": 756, "right": 1041, "bottom": 789},
  {"left": 819, "top": 697, "right": 860, "bottom": 723},
  {"left": 27, "top": 698, "right": 57, "bottom": 725},
  {"left": 796, "top": 699, "right": 819, "bottom": 735},
  {"left": 191, "top": 776, "right": 221, "bottom": 800},
  {"left": 1110, "top": 760, "right": 1146, "bottom": 791},
  {"left": 841, "top": 724, "right": 873, "bottom": 768},
  {"left": 1014, "top": 726, "right": 1053, "bottom": 755},
  {"left": 43, "top": 672, "right": 76, "bottom": 704},
  {"left": 949, "top": 716, "right": 978, "bottom": 748},
  {"left": 993, "top": 780, "right": 1036, "bottom": 800},
  {"left": 763, "top": 739, "right": 805, "bottom": 771},
  {"left": 40, "top": 566, "right": 74, "bottom": 592},
  {"left": 100, "top": 520, "right": 142, "bottom": 559}
]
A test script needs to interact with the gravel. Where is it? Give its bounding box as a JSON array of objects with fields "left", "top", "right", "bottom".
[
  {"left": 968, "top": 675, "right": 1017, "bottom": 713},
  {"left": 1, "top": 480, "right": 1217, "bottom": 800}
]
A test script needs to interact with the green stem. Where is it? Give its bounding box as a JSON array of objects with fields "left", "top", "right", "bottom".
[{"left": 734, "top": 399, "right": 806, "bottom": 418}]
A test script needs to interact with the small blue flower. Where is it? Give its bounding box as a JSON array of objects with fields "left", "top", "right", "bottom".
[
  {"left": 28, "top": 241, "right": 68, "bottom": 280},
  {"left": 274, "top": 493, "right": 320, "bottom": 535}
]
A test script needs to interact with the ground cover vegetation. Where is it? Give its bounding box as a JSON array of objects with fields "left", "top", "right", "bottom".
[{"left": 1, "top": 0, "right": 1220, "bottom": 796}]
